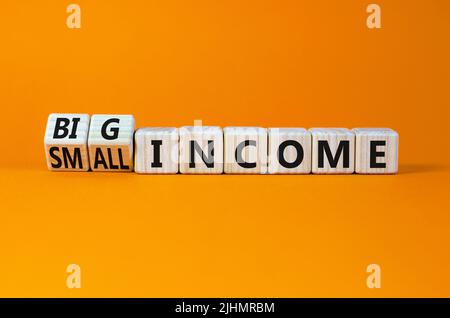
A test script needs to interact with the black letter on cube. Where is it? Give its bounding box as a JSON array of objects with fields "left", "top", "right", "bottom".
[{"left": 44, "top": 114, "right": 90, "bottom": 171}]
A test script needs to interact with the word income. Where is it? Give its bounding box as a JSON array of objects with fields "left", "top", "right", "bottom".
[{"left": 44, "top": 114, "right": 399, "bottom": 174}]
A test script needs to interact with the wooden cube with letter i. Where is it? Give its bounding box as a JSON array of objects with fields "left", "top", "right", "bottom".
[
  {"left": 134, "top": 127, "right": 179, "bottom": 174},
  {"left": 88, "top": 114, "right": 135, "bottom": 172},
  {"left": 44, "top": 113, "right": 90, "bottom": 171}
]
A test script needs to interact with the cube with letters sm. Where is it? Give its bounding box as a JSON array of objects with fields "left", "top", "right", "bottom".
[{"left": 44, "top": 113, "right": 90, "bottom": 171}]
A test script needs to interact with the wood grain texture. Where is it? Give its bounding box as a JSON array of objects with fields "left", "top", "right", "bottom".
[
  {"left": 224, "top": 127, "right": 267, "bottom": 174},
  {"left": 268, "top": 128, "right": 311, "bottom": 174},
  {"left": 179, "top": 126, "right": 223, "bottom": 174},
  {"left": 44, "top": 113, "right": 90, "bottom": 171},
  {"left": 134, "top": 128, "right": 179, "bottom": 174},
  {"left": 353, "top": 128, "right": 399, "bottom": 174},
  {"left": 87, "top": 114, "right": 134, "bottom": 172},
  {"left": 310, "top": 128, "right": 355, "bottom": 174}
]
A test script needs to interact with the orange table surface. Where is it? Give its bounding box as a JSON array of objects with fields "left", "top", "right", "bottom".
[
  {"left": 1, "top": 166, "right": 450, "bottom": 297},
  {"left": 1, "top": 0, "right": 450, "bottom": 297}
]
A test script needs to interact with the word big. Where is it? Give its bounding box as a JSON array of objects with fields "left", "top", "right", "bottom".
[{"left": 44, "top": 114, "right": 399, "bottom": 174}]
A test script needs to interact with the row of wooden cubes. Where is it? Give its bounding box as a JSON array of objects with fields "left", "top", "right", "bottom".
[{"left": 44, "top": 114, "right": 398, "bottom": 174}]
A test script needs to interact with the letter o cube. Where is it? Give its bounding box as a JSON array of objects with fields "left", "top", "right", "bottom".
[{"left": 268, "top": 128, "right": 311, "bottom": 174}]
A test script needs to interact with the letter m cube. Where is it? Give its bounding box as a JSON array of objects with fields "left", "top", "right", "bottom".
[{"left": 44, "top": 113, "right": 90, "bottom": 171}]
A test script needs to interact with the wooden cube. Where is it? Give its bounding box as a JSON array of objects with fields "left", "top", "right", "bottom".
[
  {"left": 268, "top": 128, "right": 311, "bottom": 174},
  {"left": 224, "top": 127, "right": 267, "bottom": 174},
  {"left": 353, "top": 128, "right": 399, "bottom": 174},
  {"left": 310, "top": 128, "right": 355, "bottom": 174},
  {"left": 44, "top": 113, "right": 90, "bottom": 171},
  {"left": 88, "top": 114, "right": 135, "bottom": 172},
  {"left": 179, "top": 126, "right": 223, "bottom": 174},
  {"left": 134, "top": 128, "right": 179, "bottom": 174}
]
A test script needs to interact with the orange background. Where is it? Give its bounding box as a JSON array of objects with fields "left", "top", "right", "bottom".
[{"left": 1, "top": 0, "right": 450, "bottom": 297}]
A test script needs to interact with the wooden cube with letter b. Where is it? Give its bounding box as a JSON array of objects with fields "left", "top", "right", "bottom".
[
  {"left": 44, "top": 113, "right": 90, "bottom": 171},
  {"left": 310, "top": 128, "right": 355, "bottom": 174},
  {"left": 88, "top": 114, "right": 135, "bottom": 172},
  {"left": 353, "top": 128, "right": 399, "bottom": 174}
]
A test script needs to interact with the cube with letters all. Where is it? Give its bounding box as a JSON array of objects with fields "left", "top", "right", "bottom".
[
  {"left": 224, "top": 127, "right": 267, "bottom": 174},
  {"left": 268, "top": 128, "right": 311, "bottom": 174},
  {"left": 310, "top": 128, "right": 355, "bottom": 174},
  {"left": 179, "top": 126, "right": 223, "bottom": 174},
  {"left": 44, "top": 113, "right": 90, "bottom": 171},
  {"left": 353, "top": 128, "right": 399, "bottom": 174},
  {"left": 88, "top": 114, "right": 135, "bottom": 172},
  {"left": 134, "top": 128, "right": 179, "bottom": 174}
]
